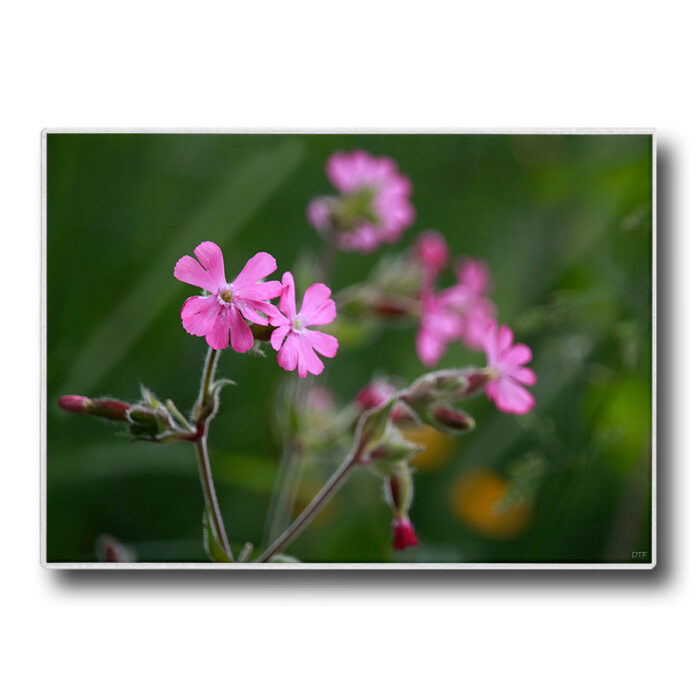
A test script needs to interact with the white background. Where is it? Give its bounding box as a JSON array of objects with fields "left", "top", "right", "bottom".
[{"left": 2, "top": 1, "right": 695, "bottom": 698}]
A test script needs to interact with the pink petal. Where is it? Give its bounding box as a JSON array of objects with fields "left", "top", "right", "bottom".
[
  {"left": 511, "top": 366, "right": 537, "bottom": 386},
  {"left": 181, "top": 295, "right": 220, "bottom": 337},
  {"left": 233, "top": 252, "right": 278, "bottom": 288},
  {"left": 417, "top": 326, "right": 444, "bottom": 366},
  {"left": 297, "top": 336, "right": 324, "bottom": 377},
  {"left": 326, "top": 152, "right": 355, "bottom": 192},
  {"left": 237, "top": 300, "right": 273, "bottom": 326},
  {"left": 278, "top": 271, "right": 297, "bottom": 320},
  {"left": 437, "top": 285, "right": 470, "bottom": 310},
  {"left": 237, "top": 280, "right": 283, "bottom": 302},
  {"left": 457, "top": 259, "right": 490, "bottom": 295},
  {"left": 277, "top": 333, "right": 300, "bottom": 373},
  {"left": 205, "top": 306, "right": 233, "bottom": 350},
  {"left": 504, "top": 343, "right": 532, "bottom": 367},
  {"left": 498, "top": 325, "right": 514, "bottom": 354},
  {"left": 270, "top": 326, "right": 290, "bottom": 351},
  {"left": 480, "top": 319, "right": 499, "bottom": 364},
  {"left": 305, "top": 330, "right": 338, "bottom": 358},
  {"left": 300, "top": 283, "right": 336, "bottom": 325},
  {"left": 174, "top": 241, "right": 227, "bottom": 294},
  {"left": 228, "top": 309, "right": 255, "bottom": 353},
  {"left": 337, "top": 225, "right": 383, "bottom": 252},
  {"left": 488, "top": 377, "right": 535, "bottom": 414},
  {"left": 414, "top": 230, "right": 448, "bottom": 275},
  {"left": 307, "top": 197, "right": 330, "bottom": 230},
  {"left": 464, "top": 310, "right": 492, "bottom": 351}
]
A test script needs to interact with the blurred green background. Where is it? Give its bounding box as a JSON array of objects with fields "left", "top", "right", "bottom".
[{"left": 46, "top": 133, "right": 653, "bottom": 564}]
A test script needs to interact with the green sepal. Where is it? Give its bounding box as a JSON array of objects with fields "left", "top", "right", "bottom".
[
  {"left": 355, "top": 397, "right": 396, "bottom": 457},
  {"left": 367, "top": 426, "right": 425, "bottom": 474}
]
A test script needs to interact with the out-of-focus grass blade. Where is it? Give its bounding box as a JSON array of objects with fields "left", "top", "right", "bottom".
[{"left": 59, "top": 139, "right": 304, "bottom": 395}]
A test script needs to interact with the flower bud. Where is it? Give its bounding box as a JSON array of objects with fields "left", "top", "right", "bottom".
[
  {"left": 385, "top": 461, "right": 414, "bottom": 513},
  {"left": 354, "top": 398, "right": 395, "bottom": 457},
  {"left": 430, "top": 404, "right": 475, "bottom": 433},
  {"left": 456, "top": 370, "right": 490, "bottom": 397},
  {"left": 391, "top": 516, "right": 419, "bottom": 551},
  {"left": 58, "top": 395, "right": 90, "bottom": 413},
  {"left": 355, "top": 380, "right": 396, "bottom": 411},
  {"left": 126, "top": 406, "right": 160, "bottom": 438},
  {"left": 250, "top": 323, "right": 274, "bottom": 341},
  {"left": 369, "top": 428, "right": 424, "bottom": 473},
  {"left": 58, "top": 395, "right": 130, "bottom": 421}
]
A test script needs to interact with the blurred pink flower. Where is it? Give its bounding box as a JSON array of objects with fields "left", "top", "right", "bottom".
[
  {"left": 391, "top": 516, "right": 419, "bottom": 551},
  {"left": 270, "top": 272, "right": 339, "bottom": 378},
  {"left": 174, "top": 241, "right": 282, "bottom": 352},
  {"left": 308, "top": 150, "right": 415, "bottom": 252},
  {"left": 414, "top": 230, "right": 449, "bottom": 282},
  {"left": 482, "top": 321, "right": 536, "bottom": 414},
  {"left": 416, "top": 285, "right": 467, "bottom": 366},
  {"left": 306, "top": 197, "right": 331, "bottom": 231},
  {"left": 455, "top": 258, "right": 497, "bottom": 350}
]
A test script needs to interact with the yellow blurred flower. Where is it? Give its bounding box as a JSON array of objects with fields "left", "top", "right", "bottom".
[
  {"left": 451, "top": 467, "right": 532, "bottom": 538},
  {"left": 400, "top": 424, "right": 455, "bottom": 471}
]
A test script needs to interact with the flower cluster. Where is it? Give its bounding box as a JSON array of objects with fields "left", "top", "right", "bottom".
[
  {"left": 174, "top": 241, "right": 338, "bottom": 378},
  {"left": 412, "top": 230, "right": 535, "bottom": 415},
  {"left": 307, "top": 150, "right": 415, "bottom": 252}
]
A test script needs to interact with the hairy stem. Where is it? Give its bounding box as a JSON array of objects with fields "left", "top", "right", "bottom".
[
  {"left": 194, "top": 347, "right": 233, "bottom": 561},
  {"left": 257, "top": 446, "right": 359, "bottom": 562}
]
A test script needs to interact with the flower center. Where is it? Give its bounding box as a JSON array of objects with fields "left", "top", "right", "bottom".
[
  {"left": 219, "top": 288, "right": 233, "bottom": 303},
  {"left": 293, "top": 316, "right": 305, "bottom": 332}
]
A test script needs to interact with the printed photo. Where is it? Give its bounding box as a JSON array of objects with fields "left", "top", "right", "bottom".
[{"left": 44, "top": 132, "right": 654, "bottom": 566}]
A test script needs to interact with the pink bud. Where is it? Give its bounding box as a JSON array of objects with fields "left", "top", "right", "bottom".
[
  {"left": 354, "top": 380, "right": 396, "bottom": 411},
  {"left": 431, "top": 404, "right": 474, "bottom": 432},
  {"left": 58, "top": 395, "right": 91, "bottom": 413},
  {"left": 392, "top": 516, "right": 419, "bottom": 551},
  {"left": 58, "top": 395, "right": 130, "bottom": 421}
]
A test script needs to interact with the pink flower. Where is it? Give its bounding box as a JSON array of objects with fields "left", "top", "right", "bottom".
[
  {"left": 416, "top": 285, "right": 468, "bottom": 366},
  {"left": 174, "top": 241, "right": 282, "bottom": 352},
  {"left": 392, "top": 516, "right": 419, "bottom": 551},
  {"left": 270, "top": 272, "right": 339, "bottom": 377},
  {"left": 455, "top": 258, "right": 497, "bottom": 350},
  {"left": 414, "top": 230, "right": 449, "bottom": 282},
  {"left": 482, "top": 321, "right": 536, "bottom": 414},
  {"left": 308, "top": 150, "right": 415, "bottom": 252}
]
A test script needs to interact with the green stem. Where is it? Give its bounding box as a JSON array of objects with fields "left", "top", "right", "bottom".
[{"left": 257, "top": 446, "right": 359, "bottom": 562}]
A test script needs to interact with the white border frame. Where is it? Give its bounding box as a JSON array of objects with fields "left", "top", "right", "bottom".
[{"left": 41, "top": 129, "right": 656, "bottom": 570}]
